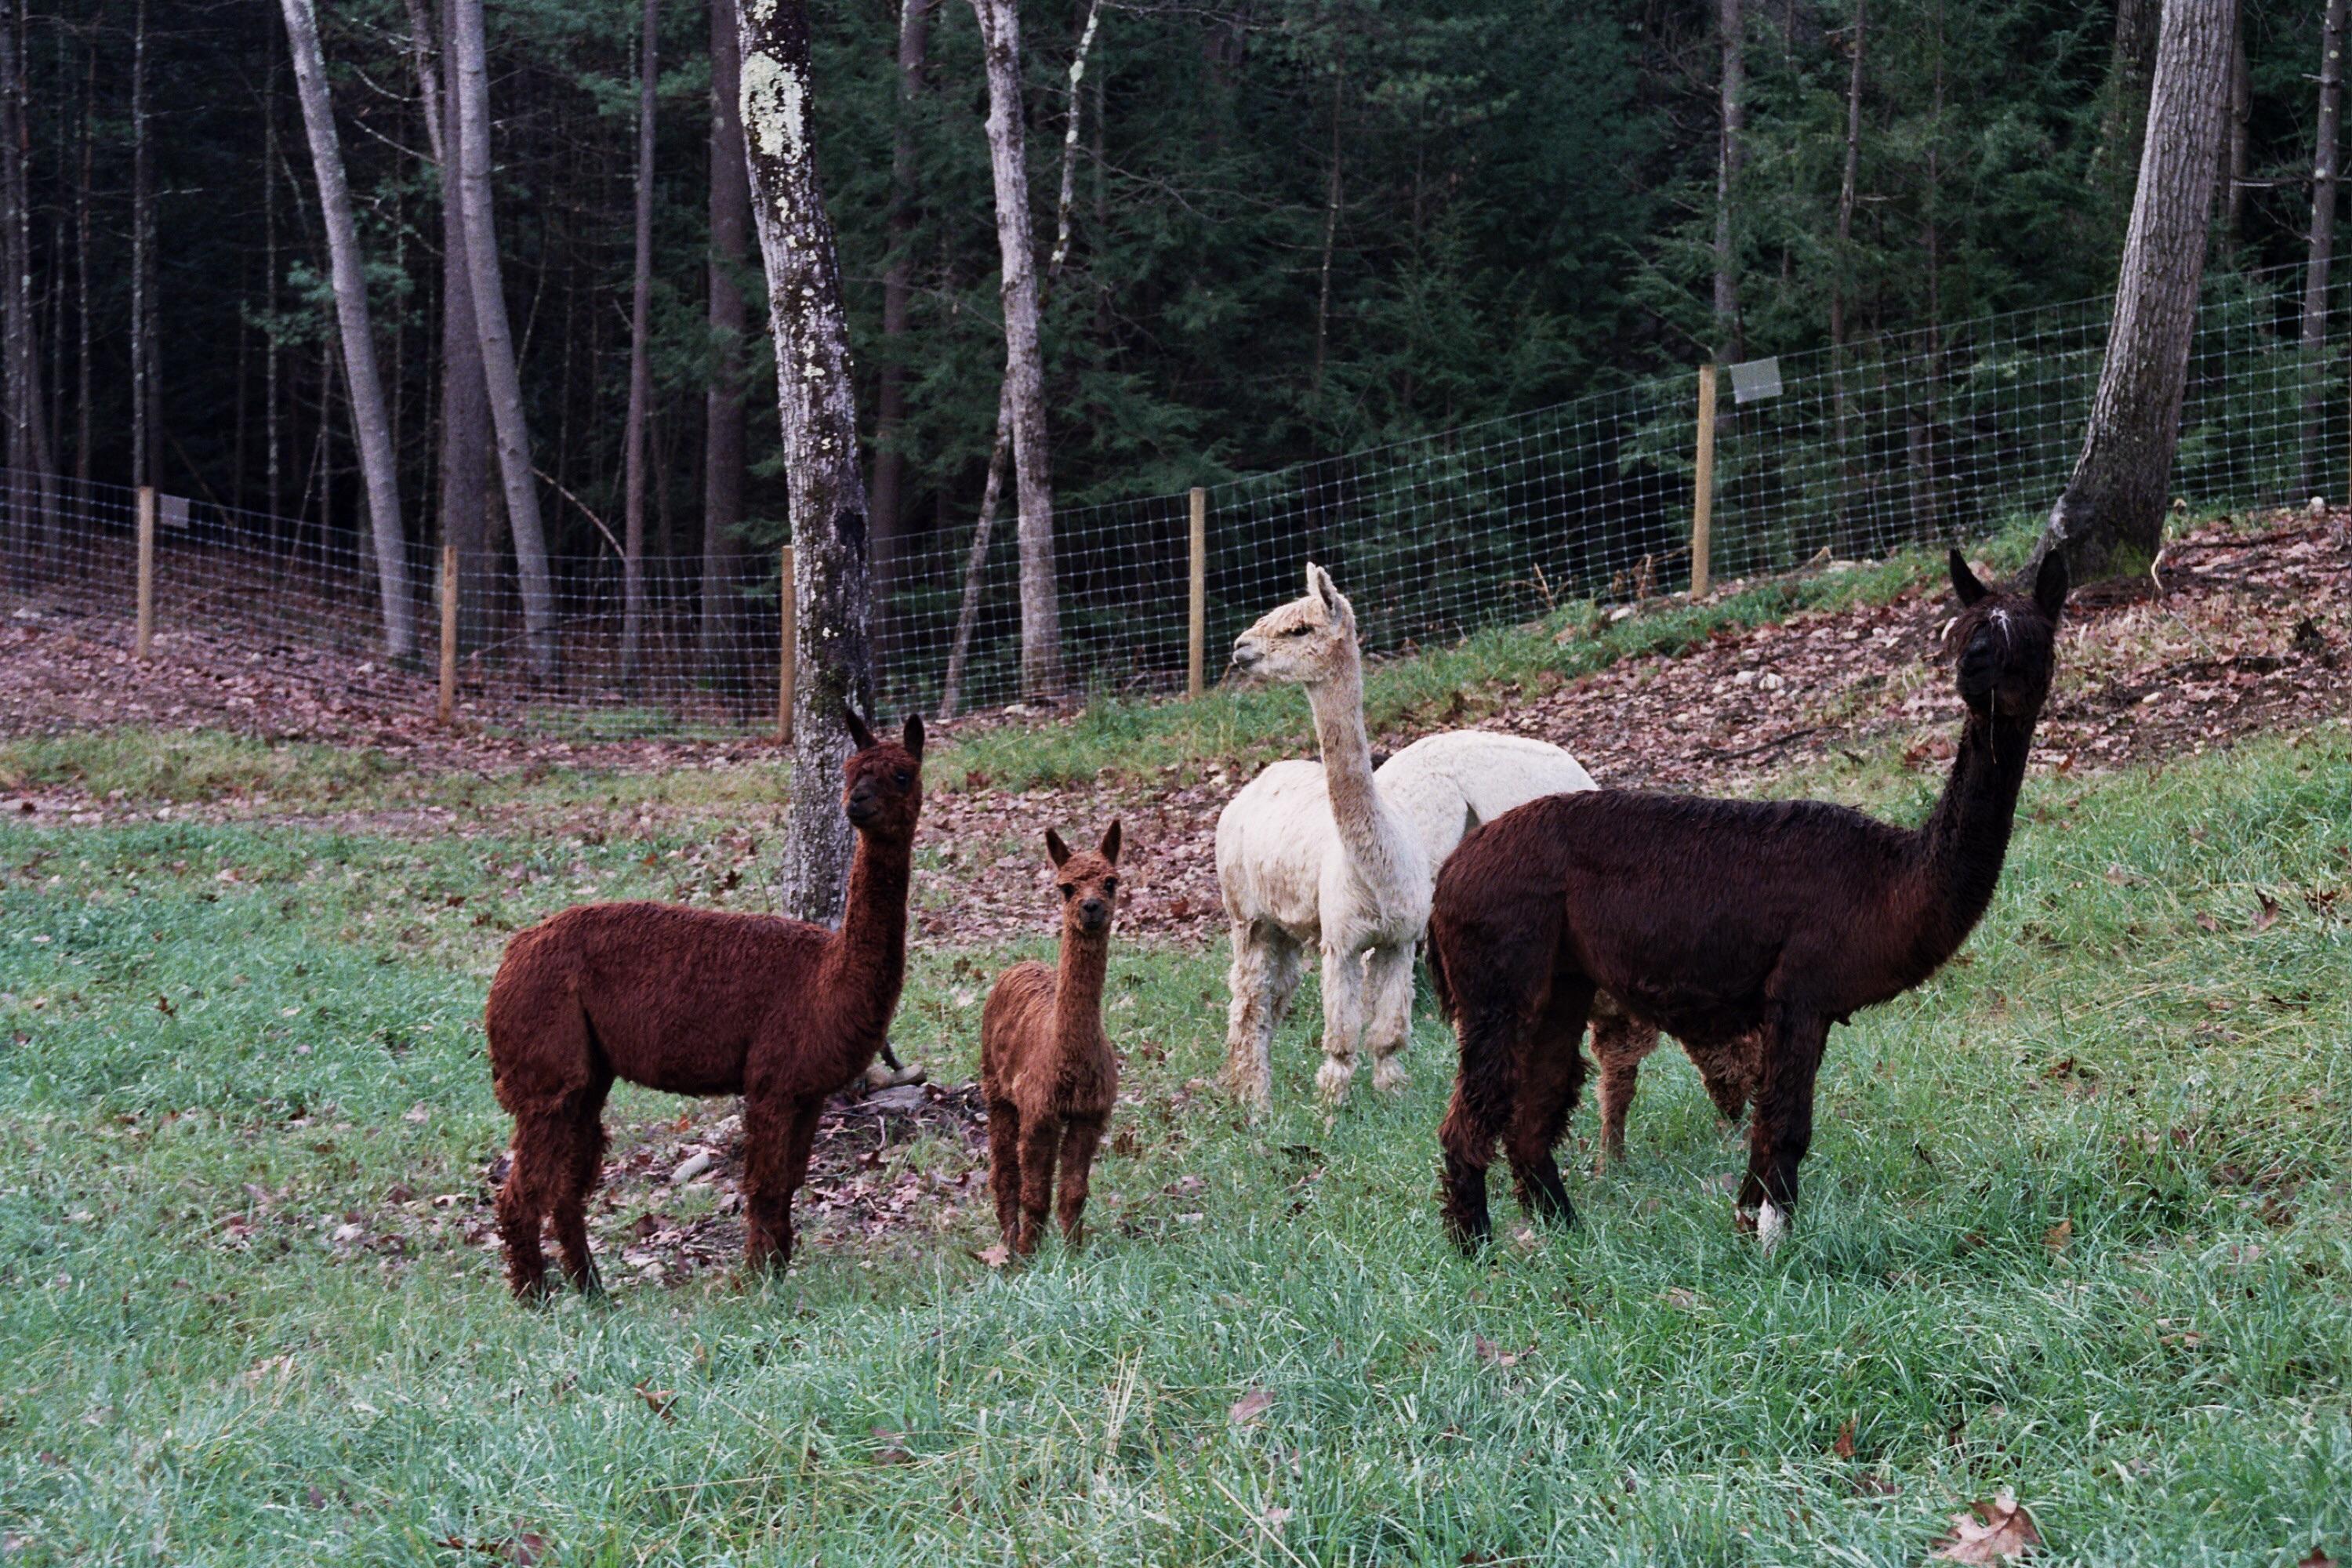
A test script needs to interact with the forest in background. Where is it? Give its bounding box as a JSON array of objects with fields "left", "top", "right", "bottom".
[{"left": 0, "top": 0, "right": 2340, "bottom": 644}]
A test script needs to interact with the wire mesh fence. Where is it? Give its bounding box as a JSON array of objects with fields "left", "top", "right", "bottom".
[{"left": 3, "top": 262, "right": 2343, "bottom": 739}]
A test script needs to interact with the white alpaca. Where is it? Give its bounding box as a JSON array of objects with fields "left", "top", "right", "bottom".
[{"left": 1214, "top": 564, "right": 1598, "bottom": 1110}]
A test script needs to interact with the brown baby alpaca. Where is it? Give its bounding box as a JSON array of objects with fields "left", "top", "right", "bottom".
[
  {"left": 981, "top": 822, "right": 1123, "bottom": 1254},
  {"left": 484, "top": 707, "right": 924, "bottom": 1298}
]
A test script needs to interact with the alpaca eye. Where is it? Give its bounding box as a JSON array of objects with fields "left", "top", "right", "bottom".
[
  {"left": 1285, "top": 625, "right": 1311, "bottom": 637},
  {"left": 894, "top": 771, "right": 912, "bottom": 787},
  {"left": 1102, "top": 878, "right": 1118, "bottom": 893},
  {"left": 1058, "top": 884, "right": 1076, "bottom": 898}
]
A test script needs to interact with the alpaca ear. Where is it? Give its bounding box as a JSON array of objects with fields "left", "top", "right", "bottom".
[
  {"left": 2033, "top": 548, "right": 2069, "bottom": 621},
  {"left": 902, "top": 712, "right": 924, "bottom": 760},
  {"left": 1948, "top": 549, "right": 1989, "bottom": 608},
  {"left": 1309, "top": 563, "right": 1354, "bottom": 630},
  {"left": 1044, "top": 827, "right": 1072, "bottom": 869},
  {"left": 1305, "top": 561, "right": 1328, "bottom": 607},
  {"left": 1099, "top": 820, "right": 1121, "bottom": 864},
  {"left": 840, "top": 702, "right": 877, "bottom": 751}
]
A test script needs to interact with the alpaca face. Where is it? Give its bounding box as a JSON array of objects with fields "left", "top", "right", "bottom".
[
  {"left": 1044, "top": 822, "right": 1122, "bottom": 937},
  {"left": 1230, "top": 563, "right": 1357, "bottom": 686},
  {"left": 1946, "top": 550, "right": 2067, "bottom": 721},
  {"left": 841, "top": 710, "right": 925, "bottom": 839}
]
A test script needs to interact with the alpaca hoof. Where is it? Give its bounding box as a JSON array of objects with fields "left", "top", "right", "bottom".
[
  {"left": 1315, "top": 1057, "right": 1356, "bottom": 1104},
  {"left": 1370, "top": 1057, "right": 1409, "bottom": 1095}
]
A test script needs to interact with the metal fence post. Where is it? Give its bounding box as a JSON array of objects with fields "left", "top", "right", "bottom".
[
  {"left": 135, "top": 486, "right": 156, "bottom": 659},
  {"left": 1188, "top": 487, "right": 1207, "bottom": 699}
]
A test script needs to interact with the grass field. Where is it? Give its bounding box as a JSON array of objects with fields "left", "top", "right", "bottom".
[{"left": 2, "top": 713, "right": 2347, "bottom": 1565}]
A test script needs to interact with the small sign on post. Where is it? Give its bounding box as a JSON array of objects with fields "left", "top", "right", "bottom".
[
  {"left": 136, "top": 486, "right": 157, "bottom": 659},
  {"left": 1188, "top": 487, "right": 1207, "bottom": 699},
  {"left": 1691, "top": 365, "right": 1717, "bottom": 599},
  {"left": 776, "top": 544, "right": 796, "bottom": 747},
  {"left": 437, "top": 543, "right": 459, "bottom": 728}
]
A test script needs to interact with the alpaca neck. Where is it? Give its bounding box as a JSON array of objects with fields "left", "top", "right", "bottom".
[
  {"left": 822, "top": 828, "right": 913, "bottom": 1039},
  {"left": 1908, "top": 708, "right": 2036, "bottom": 960},
  {"left": 1051, "top": 925, "right": 1109, "bottom": 1058},
  {"left": 1304, "top": 652, "right": 1406, "bottom": 873}
]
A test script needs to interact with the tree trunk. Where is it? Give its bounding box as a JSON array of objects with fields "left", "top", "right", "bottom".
[
  {"left": 1712, "top": 0, "right": 1744, "bottom": 359},
  {"left": 2098, "top": 0, "right": 2159, "bottom": 218},
  {"left": 737, "top": 0, "right": 877, "bottom": 924},
  {"left": 2300, "top": 0, "right": 2346, "bottom": 497},
  {"left": 437, "top": 0, "right": 492, "bottom": 652},
  {"left": 1, "top": 0, "right": 43, "bottom": 537},
  {"left": 699, "top": 0, "right": 750, "bottom": 681},
  {"left": 451, "top": 0, "right": 558, "bottom": 676},
  {"left": 2219, "top": 9, "right": 2249, "bottom": 244},
  {"left": 279, "top": 0, "right": 418, "bottom": 659},
  {"left": 2044, "top": 0, "right": 2234, "bottom": 582},
  {"left": 871, "top": 0, "right": 935, "bottom": 583},
  {"left": 619, "top": 0, "right": 659, "bottom": 687},
  {"left": 131, "top": 0, "right": 153, "bottom": 490},
  {"left": 1828, "top": 0, "right": 1863, "bottom": 532},
  {"left": 969, "top": 0, "right": 1063, "bottom": 700}
]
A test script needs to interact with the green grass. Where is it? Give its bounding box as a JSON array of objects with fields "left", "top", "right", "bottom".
[{"left": 2, "top": 717, "right": 2347, "bottom": 1564}]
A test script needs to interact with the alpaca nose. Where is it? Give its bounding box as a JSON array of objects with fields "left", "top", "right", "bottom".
[
  {"left": 1231, "top": 638, "right": 1261, "bottom": 670},
  {"left": 1079, "top": 898, "right": 1109, "bottom": 927},
  {"left": 846, "top": 791, "right": 878, "bottom": 823}
]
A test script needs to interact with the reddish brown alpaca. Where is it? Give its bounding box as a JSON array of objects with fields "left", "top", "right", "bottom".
[
  {"left": 981, "top": 822, "right": 1123, "bottom": 1254},
  {"left": 485, "top": 707, "right": 924, "bottom": 1297},
  {"left": 1430, "top": 550, "right": 2067, "bottom": 1254}
]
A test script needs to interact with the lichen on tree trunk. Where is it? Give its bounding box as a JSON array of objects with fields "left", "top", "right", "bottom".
[{"left": 737, "top": 0, "right": 877, "bottom": 925}]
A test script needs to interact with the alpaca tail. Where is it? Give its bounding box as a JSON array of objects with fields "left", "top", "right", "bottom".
[{"left": 1425, "top": 920, "right": 1456, "bottom": 1022}]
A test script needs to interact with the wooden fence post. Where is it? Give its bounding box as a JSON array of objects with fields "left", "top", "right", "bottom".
[
  {"left": 1691, "top": 364, "right": 1717, "bottom": 599},
  {"left": 437, "top": 543, "right": 459, "bottom": 727},
  {"left": 135, "top": 486, "right": 156, "bottom": 659},
  {"left": 776, "top": 543, "right": 796, "bottom": 746},
  {"left": 1188, "top": 487, "right": 1207, "bottom": 699}
]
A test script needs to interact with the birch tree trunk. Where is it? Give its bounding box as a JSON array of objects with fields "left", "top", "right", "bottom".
[
  {"left": 437, "top": 0, "right": 492, "bottom": 652},
  {"left": 970, "top": 0, "right": 1063, "bottom": 700},
  {"left": 619, "top": 0, "right": 659, "bottom": 687},
  {"left": 699, "top": 0, "right": 749, "bottom": 679},
  {"left": 737, "top": 0, "right": 877, "bottom": 924},
  {"left": 2044, "top": 0, "right": 2234, "bottom": 582},
  {"left": 871, "top": 0, "right": 935, "bottom": 580},
  {"left": 278, "top": 0, "right": 417, "bottom": 659},
  {"left": 451, "top": 0, "right": 557, "bottom": 677},
  {"left": 1711, "top": 0, "right": 1745, "bottom": 359},
  {"left": 2300, "top": 0, "right": 2346, "bottom": 498}
]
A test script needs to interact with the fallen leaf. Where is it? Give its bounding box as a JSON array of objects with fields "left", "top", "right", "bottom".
[
  {"left": 976, "top": 1243, "right": 1011, "bottom": 1269},
  {"left": 2196, "top": 911, "right": 2223, "bottom": 934},
  {"left": 870, "top": 1425, "right": 913, "bottom": 1465},
  {"left": 1930, "top": 1488, "right": 2042, "bottom": 1563},
  {"left": 2042, "top": 1218, "right": 2072, "bottom": 1255},
  {"left": 1660, "top": 1287, "right": 1700, "bottom": 1310},
  {"left": 1261, "top": 1506, "right": 1293, "bottom": 1529},
  {"left": 1832, "top": 1418, "right": 1855, "bottom": 1459},
  {"left": 2252, "top": 895, "right": 2279, "bottom": 933},
  {"left": 633, "top": 1380, "right": 677, "bottom": 1421},
  {"left": 2296, "top": 1549, "right": 2336, "bottom": 1568},
  {"left": 1229, "top": 1388, "right": 1273, "bottom": 1425}
]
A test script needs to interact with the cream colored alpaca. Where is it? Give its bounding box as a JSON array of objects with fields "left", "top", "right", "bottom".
[{"left": 1214, "top": 564, "right": 1599, "bottom": 1110}]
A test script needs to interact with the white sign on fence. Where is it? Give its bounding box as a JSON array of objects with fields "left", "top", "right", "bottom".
[{"left": 1729, "top": 357, "right": 1784, "bottom": 405}]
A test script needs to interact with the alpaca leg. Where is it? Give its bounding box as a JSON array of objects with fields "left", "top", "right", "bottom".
[
  {"left": 495, "top": 1114, "right": 564, "bottom": 1300},
  {"left": 1736, "top": 1007, "right": 1828, "bottom": 1254},
  {"left": 1315, "top": 941, "right": 1369, "bottom": 1104},
  {"left": 1054, "top": 1116, "right": 1106, "bottom": 1247},
  {"left": 1224, "top": 922, "right": 1290, "bottom": 1113},
  {"left": 1014, "top": 1118, "right": 1062, "bottom": 1254},
  {"left": 1505, "top": 980, "right": 1593, "bottom": 1226},
  {"left": 986, "top": 1099, "right": 1023, "bottom": 1247},
  {"left": 742, "top": 1094, "right": 819, "bottom": 1273},
  {"left": 549, "top": 1069, "right": 613, "bottom": 1294},
  {"left": 1438, "top": 974, "right": 1548, "bottom": 1251},
  {"left": 1588, "top": 1013, "right": 1661, "bottom": 1173},
  {"left": 1690, "top": 1033, "right": 1755, "bottom": 1126},
  {"left": 1363, "top": 942, "right": 1417, "bottom": 1095}
]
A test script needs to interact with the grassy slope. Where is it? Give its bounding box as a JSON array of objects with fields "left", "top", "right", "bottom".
[{"left": 2, "top": 720, "right": 2347, "bottom": 1565}]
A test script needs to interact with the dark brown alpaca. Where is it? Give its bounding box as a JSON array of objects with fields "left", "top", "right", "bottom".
[
  {"left": 1429, "top": 550, "right": 2067, "bottom": 1253},
  {"left": 485, "top": 707, "right": 924, "bottom": 1297},
  {"left": 981, "top": 822, "right": 1123, "bottom": 1255}
]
